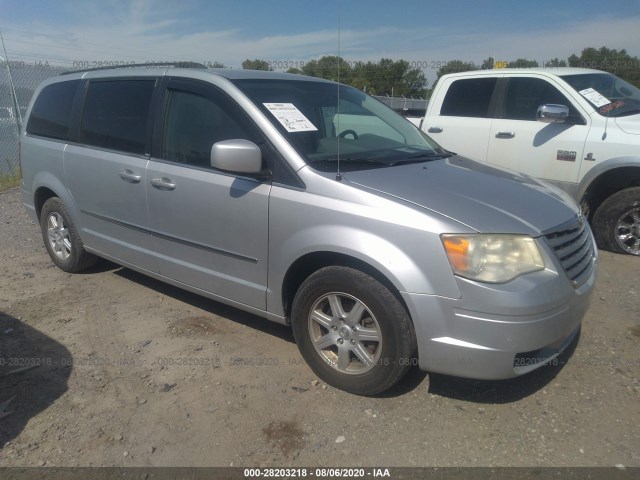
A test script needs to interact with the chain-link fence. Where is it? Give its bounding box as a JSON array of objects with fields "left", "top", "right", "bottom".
[
  {"left": 0, "top": 63, "right": 69, "bottom": 174},
  {"left": 373, "top": 95, "right": 428, "bottom": 111}
]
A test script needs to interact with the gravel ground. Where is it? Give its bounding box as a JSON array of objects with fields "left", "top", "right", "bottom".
[{"left": 0, "top": 185, "right": 639, "bottom": 468}]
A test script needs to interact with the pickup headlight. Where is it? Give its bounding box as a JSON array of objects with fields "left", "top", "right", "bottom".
[{"left": 441, "top": 234, "right": 544, "bottom": 283}]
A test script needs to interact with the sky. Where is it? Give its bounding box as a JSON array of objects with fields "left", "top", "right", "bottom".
[{"left": 1, "top": 0, "right": 639, "bottom": 85}]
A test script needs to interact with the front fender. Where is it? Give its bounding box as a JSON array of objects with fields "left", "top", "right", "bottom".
[{"left": 267, "top": 225, "right": 461, "bottom": 316}]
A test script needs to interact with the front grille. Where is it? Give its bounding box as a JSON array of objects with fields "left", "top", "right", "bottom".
[{"left": 544, "top": 215, "right": 595, "bottom": 287}]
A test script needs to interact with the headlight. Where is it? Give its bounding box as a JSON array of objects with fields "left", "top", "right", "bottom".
[{"left": 441, "top": 234, "right": 545, "bottom": 283}]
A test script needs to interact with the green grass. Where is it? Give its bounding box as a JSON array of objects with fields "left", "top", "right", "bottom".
[{"left": 0, "top": 170, "right": 21, "bottom": 193}]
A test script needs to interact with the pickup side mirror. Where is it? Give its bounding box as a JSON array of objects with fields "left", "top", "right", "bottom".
[
  {"left": 210, "top": 139, "right": 263, "bottom": 174},
  {"left": 537, "top": 104, "right": 569, "bottom": 124}
]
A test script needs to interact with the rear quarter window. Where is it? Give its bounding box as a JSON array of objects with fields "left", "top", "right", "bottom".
[
  {"left": 27, "top": 80, "right": 81, "bottom": 140},
  {"left": 440, "top": 78, "right": 497, "bottom": 118}
]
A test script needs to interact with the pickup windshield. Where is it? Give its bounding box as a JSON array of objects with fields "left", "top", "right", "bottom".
[
  {"left": 233, "top": 79, "right": 446, "bottom": 172},
  {"left": 561, "top": 73, "right": 640, "bottom": 118}
]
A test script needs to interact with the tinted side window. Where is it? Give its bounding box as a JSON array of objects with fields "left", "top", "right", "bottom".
[
  {"left": 440, "top": 78, "right": 497, "bottom": 118},
  {"left": 162, "top": 89, "right": 259, "bottom": 168},
  {"left": 80, "top": 80, "right": 155, "bottom": 155},
  {"left": 27, "top": 81, "right": 80, "bottom": 140},
  {"left": 503, "top": 78, "right": 579, "bottom": 121}
]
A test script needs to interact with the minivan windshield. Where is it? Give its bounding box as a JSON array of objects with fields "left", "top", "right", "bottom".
[
  {"left": 561, "top": 73, "right": 640, "bottom": 117},
  {"left": 233, "top": 79, "right": 447, "bottom": 172}
]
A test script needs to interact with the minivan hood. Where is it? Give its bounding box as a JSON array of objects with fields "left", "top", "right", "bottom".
[
  {"left": 343, "top": 156, "right": 579, "bottom": 236},
  {"left": 614, "top": 114, "right": 640, "bottom": 135}
]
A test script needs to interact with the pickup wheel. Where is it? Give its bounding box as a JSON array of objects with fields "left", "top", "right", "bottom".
[
  {"left": 592, "top": 187, "right": 640, "bottom": 255},
  {"left": 291, "top": 266, "right": 416, "bottom": 396},
  {"left": 40, "top": 197, "right": 97, "bottom": 272}
]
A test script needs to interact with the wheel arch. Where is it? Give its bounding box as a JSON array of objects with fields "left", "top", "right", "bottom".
[
  {"left": 579, "top": 158, "right": 640, "bottom": 218},
  {"left": 34, "top": 186, "right": 59, "bottom": 220},
  {"left": 280, "top": 251, "right": 412, "bottom": 325},
  {"left": 30, "top": 172, "right": 76, "bottom": 222}
]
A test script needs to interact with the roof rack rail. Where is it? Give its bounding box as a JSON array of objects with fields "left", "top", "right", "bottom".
[{"left": 61, "top": 61, "right": 207, "bottom": 75}]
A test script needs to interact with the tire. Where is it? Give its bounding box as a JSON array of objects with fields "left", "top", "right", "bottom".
[
  {"left": 592, "top": 187, "right": 640, "bottom": 255},
  {"left": 40, "top": 197, "right": 97, "bottom": 272},
  {"left": 291, "top": 266, "right": 416, "bottom": 396}
]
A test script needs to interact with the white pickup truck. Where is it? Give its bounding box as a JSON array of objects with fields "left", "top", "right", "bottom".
[{"left": 420, "top": 68, "right": 640, "bottom": 255}]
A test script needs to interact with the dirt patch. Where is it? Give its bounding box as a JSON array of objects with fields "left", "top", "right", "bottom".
[
  {"left": 263, "top": 421, "right": 306, "bottom": 455},
  {"left": 168, "top": 316, "right": 221, "bottom": 337}
]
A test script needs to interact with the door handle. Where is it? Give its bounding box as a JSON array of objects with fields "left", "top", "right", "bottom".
[
  {"left": 151, "top": 177, "right": 176, "bottom": 191},
  {"left": 495, "top": 131, "right": 515, "bottom": 139},
  {"left": 428, "top": 126, "right": 443, "bottom": 133},
  {"left": 119, "top": 169, "right": 141, "bottom": 183}
]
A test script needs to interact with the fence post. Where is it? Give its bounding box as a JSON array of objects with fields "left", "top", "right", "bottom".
[{"left": 0, "top": 31, "right": 22, "bottom": 131}]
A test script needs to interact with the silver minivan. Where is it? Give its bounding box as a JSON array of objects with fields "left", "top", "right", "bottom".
[{"left": 20, "top": 66, "right": 598, "bottom": 395}]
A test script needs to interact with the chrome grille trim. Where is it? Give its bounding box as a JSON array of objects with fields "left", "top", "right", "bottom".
[{"left": 544, "top": 215, "right": 595, "bottom": 287}]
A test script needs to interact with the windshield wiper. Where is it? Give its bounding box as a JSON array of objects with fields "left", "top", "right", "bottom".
[
  {"left": 307, "top": 157, "right": 385, "bottom": 166},
  {"left": 408, "top": 151, "right": 453, "bottom": 158},
  {"left": 389, "top": 151, "right": 453, "bottom": 165},
  {"left": 308, "top": 151, "right": 453, "bottom": 168}
]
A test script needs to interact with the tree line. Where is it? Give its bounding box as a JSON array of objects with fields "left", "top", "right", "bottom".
[
  {"left": 242, "top": 57, "right": 428, "bottom": 97},
  {"left": 436, "top": 47, "right": 639, "bottom": 88},
  {"left": 239, "top": 47, "right": 639, "bottom": 97}
]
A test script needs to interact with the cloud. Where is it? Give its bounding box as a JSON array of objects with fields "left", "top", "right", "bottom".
[
  {"left": 3, "top": 21, "right": 398, "bottom": 68},
  {"left": 371, "top": 15, "right": 640, "bottom": 64},
  {"left": 2, "top": 1, "right": 638, "bottom": 74}
]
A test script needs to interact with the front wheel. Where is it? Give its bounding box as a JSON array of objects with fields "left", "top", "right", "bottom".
[
  {"left": 291, "top": 266, "right": 416, "bottom": 395},
  {"left": 40, "top": 197, "right": 97, "bottom": 272},
  {"left": 592, "top": 187, "right": 640, "bottom": 255}
]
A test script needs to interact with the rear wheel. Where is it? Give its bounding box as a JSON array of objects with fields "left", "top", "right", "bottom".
[
  {"left": 291, "top": 266, "right": 416, "bottom": 395},
  {"left": 592, "top": 187, "right": 640, "bottom": 255},
  {"left": 40, "top": 197, "right": 97, "bottom": 272}
]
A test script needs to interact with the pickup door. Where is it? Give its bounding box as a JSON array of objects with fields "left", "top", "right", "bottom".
[
  {"left": 486, "top": 76, "right": 591, "bottom": 193},
  {"left": 425, "top": 76, "right": 498, "bottom": 162}
]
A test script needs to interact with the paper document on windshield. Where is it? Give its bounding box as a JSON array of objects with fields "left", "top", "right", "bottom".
[
  {"left": 579, "top": 88, "right": 611, "bottom": 107},
  {"left": 263, "top": 103, "right": 318, "bottom": 132}
]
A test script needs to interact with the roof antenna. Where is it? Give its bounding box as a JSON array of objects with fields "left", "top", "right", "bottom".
[
  {"left": 602, "top": 71, "right": 615, "bottom": 141},
  {"left": 335, "top": 0, "right": 342, "bottom": 181}
]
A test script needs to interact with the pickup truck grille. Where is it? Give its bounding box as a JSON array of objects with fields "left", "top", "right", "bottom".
[{"left": 544, "top": 215, "right": 595, "bottom": 288}]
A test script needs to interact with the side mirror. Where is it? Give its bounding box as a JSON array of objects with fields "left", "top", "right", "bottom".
[
  {"left": 210, "top": 139, "right": 263, "bottom": 174},
  {"left": 537, "top": 104, "right": 569, "bottom": 124}
]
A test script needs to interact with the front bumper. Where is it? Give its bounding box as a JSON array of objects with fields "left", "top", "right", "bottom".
[{"left": 402, "top": 254, "right": 597, "bottom": 380}]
